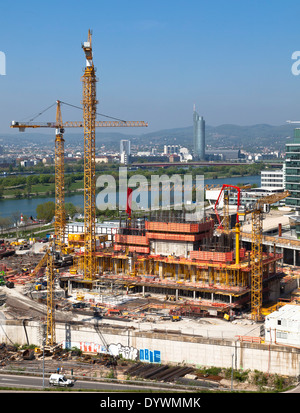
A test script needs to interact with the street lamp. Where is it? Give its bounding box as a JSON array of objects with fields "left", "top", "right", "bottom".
[
  {"left": 231, "top": 352, "right": 234, "bottom": 391},
  {"left": 42, "top": 336, "right": 46, "bottom": 388}
]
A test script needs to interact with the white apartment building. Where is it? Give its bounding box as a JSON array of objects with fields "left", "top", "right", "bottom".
[{"left": 261, "top": 169, "right": 284, "bottom": 190}]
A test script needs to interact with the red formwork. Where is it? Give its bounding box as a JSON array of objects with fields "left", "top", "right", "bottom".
[
  {"left": 114, "top": 234, "right": 149, "bottom": 246},
  {"left": 113, "top": 244, "right": 150, "bottom": 254},
  {"left": 146, "top": 232, "right": 203, "bottom": 242},
  {"left": 145, "top": 220, "right": 213, "bottom": 234},
  {"left": 190, "top": 250, "right": 234, "bottom": 263}
]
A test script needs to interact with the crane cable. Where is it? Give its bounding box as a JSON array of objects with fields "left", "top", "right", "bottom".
[
  {"left": 60, "top": 101, "right": 127, "bottom": 123},
  {"left": 20, "top": 101, "right": 127, "bottom": 123}
]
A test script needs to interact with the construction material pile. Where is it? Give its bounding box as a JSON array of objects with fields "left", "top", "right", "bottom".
[
  {"left": 124, "top": 362, "right": 195, "bottom": 383},
  {"left": 0, "top": 343, "right": 19, "bottom": 365},
  {"left": 0, "top": 254, "right": 44, "bottom": 285}
]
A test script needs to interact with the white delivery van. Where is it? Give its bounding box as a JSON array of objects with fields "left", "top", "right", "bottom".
[{"left": 49, "top": 374, "right": 74, "bottom": 387}]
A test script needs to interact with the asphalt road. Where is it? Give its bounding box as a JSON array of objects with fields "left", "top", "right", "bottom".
[{"left": 0, "top": 373, "right": 169, "bottom": 392}]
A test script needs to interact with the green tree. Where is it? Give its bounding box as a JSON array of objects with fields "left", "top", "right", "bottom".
[
  {"left": 65, "top": 202, "right": 77, "bottom": 219},
  {"left": 36, "top": 201, "right": 55, "bottom": 222}
]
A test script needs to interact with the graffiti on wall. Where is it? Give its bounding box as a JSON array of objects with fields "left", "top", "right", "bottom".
[
  {"left": 62, "top": 340, "right": 161, "bottom": 363},
  {"left": 109, "top": 343, "right": 138, "bottom": 360},
  {"left": 139, "top": 348, "right": 161, "bottom": 363},
  {"left": 62, "top": 340, "right": 138, "bottom": 361}
]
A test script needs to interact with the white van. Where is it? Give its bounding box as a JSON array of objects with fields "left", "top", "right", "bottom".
[{"left": 49, "top": 374, "right": 74, "bottom": 387}]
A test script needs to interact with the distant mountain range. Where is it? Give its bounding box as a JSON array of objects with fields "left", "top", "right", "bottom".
[{"left": 1, "top": 123, "right": 295, "bottom": 152}]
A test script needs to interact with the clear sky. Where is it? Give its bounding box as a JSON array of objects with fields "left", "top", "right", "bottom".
[{"left": 1, "top": 0, "right": 300, "bottom": 134}]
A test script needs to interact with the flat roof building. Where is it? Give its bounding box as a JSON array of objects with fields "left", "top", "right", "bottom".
[{"left": 265, "top": 304, "right": 300, "bottom": 347}]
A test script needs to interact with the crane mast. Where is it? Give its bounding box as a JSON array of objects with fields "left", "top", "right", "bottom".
[
  {"left": 250, "top": 209, "right": 263, "bottom": 321},
  {"left": 54, "top": 101, "right": 66, "bottom": 248},
  {"left": 81, "top": 30, "right": 98, "bottom": 281},
  {"left": 45, "top": 245, "right": 55, "bottom": 346}
]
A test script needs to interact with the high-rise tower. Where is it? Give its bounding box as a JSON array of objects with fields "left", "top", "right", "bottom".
[{"left": 193, "top": 105, "right": 205, "bottom": 160}]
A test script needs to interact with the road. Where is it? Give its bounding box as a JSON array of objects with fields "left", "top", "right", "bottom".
[{"left": 0, "top": 373, "right": 174, "bottom": 392}]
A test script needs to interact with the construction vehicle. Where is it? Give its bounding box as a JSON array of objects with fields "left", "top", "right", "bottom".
[
  {"left": 54, "top": 252, "right": 73, "bottom": 268},
  {"left": 106, "top": 308, "right": 122, "bottom": 317},
  {"left": 214, "top": 184, "right": 242, "bottom": 231}
]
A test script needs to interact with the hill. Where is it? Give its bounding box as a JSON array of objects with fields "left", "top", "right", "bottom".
[{"left": 1, "top": 123, "right": 295, "bottom": 151}]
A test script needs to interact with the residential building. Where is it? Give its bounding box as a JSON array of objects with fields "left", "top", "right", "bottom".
[
  {"left": 163, "top": 145, "right": 180, "bottom": 155},
  {"left": 261, "top": 169, "right": 284, "bottom": 190},
  {"left": 120, "top": 139, "right": 131, "bottom": 165},
  {"left": 120, "top": 140, "right": 131, "bottom": 156}
]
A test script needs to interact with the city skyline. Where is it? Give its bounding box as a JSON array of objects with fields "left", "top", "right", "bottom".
[{"left": 1, "top": 1, "right": 300, "bottom": 135}]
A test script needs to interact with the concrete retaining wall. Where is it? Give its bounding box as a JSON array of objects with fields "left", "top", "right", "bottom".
[{"left": 1, "top": 319, "right": 300, "bottom": 377}]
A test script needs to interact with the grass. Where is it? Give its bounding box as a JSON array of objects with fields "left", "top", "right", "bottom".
[{"left": 2, "top": 179, "right": 84, "bottom": 198}]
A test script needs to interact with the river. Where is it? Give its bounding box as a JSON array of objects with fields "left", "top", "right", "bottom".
[{"left": 0, "top": 175, "right": 261, "bottom": 218}]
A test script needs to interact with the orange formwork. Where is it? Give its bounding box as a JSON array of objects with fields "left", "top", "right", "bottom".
[
  {"left": 190, "top": 250, "right": 234, "bottom": 262},
  {"left": 145, "top": 220, "right": 213, "bottom": 234},
  {"left": 114, "top": 234, "right": 149, "bottom": 246},
  {"left": 146, "top": 232, "right": 208, "bottom": 242}
]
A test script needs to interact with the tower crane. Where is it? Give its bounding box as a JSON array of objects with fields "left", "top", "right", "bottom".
[
  {"left": 12, "top": 31, "right": 147, "bottom": 282},
  {"left": 238, "top": 190, "right": 290, "bottom": 321},
  {"left": 10, "top": 30, "right": 148, "bottom": 345},
  {"left": 80, "top": 30, "right": 147, "bottom": 281},
  {"left": 11, "top": 101, "right": 66, "bottom": 248}
]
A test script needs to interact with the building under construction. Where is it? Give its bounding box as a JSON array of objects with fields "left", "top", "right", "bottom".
[
  {"left": 61, "top": 208, "right": 283, "bottom": 319},
  {"left": 8, "top": 30, "right": 289, "bottom": 345}
]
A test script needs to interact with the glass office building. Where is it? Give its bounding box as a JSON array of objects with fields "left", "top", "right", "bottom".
[
  {"left": 285, "top": 128, "right": 300, "bottom": 208},
  {"left": 193, "top": 107, "right": 205, "bottom": 160}
]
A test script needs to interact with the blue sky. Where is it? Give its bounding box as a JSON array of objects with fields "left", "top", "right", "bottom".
[{"left": 1, "top": 0, "right": 300, "bottom": 134}]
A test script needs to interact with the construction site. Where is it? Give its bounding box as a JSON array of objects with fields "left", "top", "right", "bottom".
[{"left": 1, "top": 31, "right": 300, "bottom": 382}]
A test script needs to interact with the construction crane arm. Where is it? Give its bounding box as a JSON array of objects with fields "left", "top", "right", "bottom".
[
  {"left": 256, "top": 190, "right": 290, "bottom": 207},
  {"left": 11, "top": 120, "right": 148, "bottom": 130}
]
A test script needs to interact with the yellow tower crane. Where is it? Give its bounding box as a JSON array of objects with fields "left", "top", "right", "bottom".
[
  {"left": 11, "top": 101, "right": 66, "bottom": 248},
  {"left": 81, "top": 30, "right": 97, "bottom": 282},
  {"left": 80, "top": 30, "right": 148, "bottom": 281},
  {"left": 238, "top": 190, "right": 290, "bottom": 321}
]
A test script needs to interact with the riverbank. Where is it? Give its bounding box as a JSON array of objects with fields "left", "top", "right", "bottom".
[
  {"left": 1, "top": 174, "right": 260, "bottom": 200},
  {"left": 0, "top": 175, "right": 261, "bottom": 219}
]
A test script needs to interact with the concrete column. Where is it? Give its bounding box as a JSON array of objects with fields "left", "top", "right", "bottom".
[
  {"left": 142, "top": 285, "right": 145, "bottom": 297},
  {"left": 159, "top": 262, "right": 163, "bottom": 279},
  {"left": 294, "top": 249, "right": 297, "bottom": 266},
  {"left": 176, "top": 289, "right": 178, "bottom": 300},
  {"left": 68, "top": 280, "right": 72, "bottom": 295}
]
